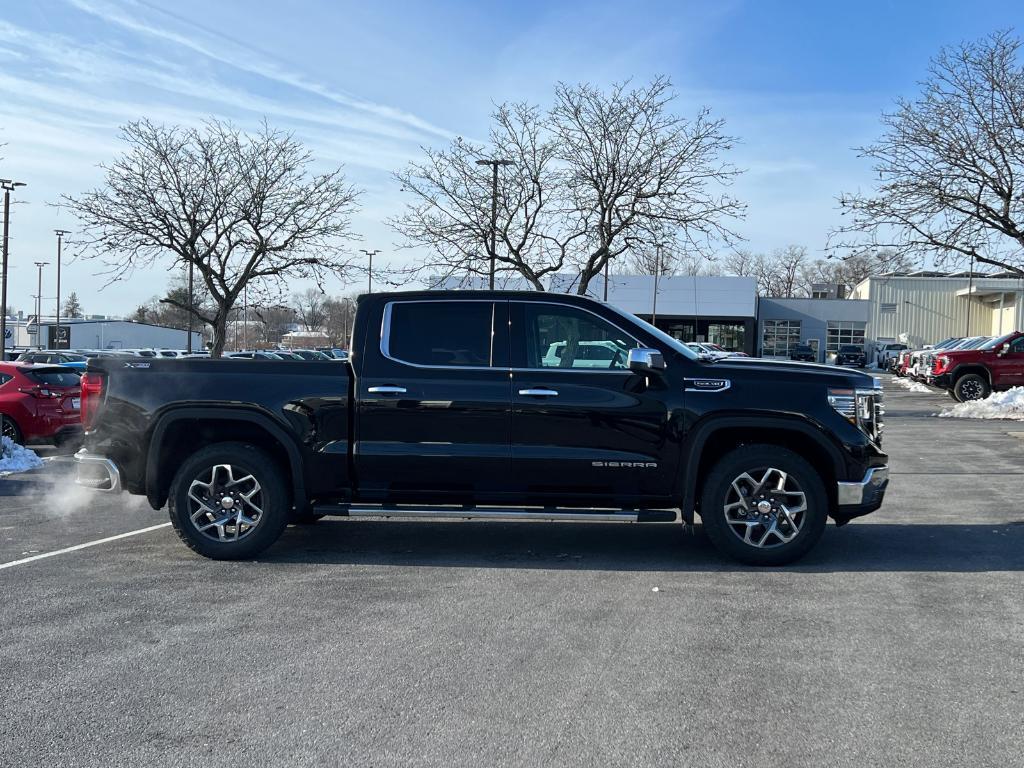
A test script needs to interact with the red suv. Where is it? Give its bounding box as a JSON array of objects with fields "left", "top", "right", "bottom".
[
  {"left": 0, "top": 363, "right": 83, "bottom": 446},
  {"left": 930, "top": 331, "right": 1024, "bottom": 401}
]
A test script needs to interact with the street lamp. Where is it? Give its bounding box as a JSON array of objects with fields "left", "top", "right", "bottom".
[
  {"left": 475, "top": 158, "right": 513, "bottom": 290},
  {"left": 0, "top": 179, "right": 26, "bottom": 358},
  {"left": 34, "top": 261, "right": 49, "bottom": 349},
  {"left": 54, "top": 229, "right": 70, "bottom": 349},
  {"left": 651, "top": 243, "right": 664, "bottom": 325},
  {"left": 360, "top": 249, "right": 381, "bottom": 293}
]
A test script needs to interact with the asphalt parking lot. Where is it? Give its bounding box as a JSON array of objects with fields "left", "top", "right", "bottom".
[{"left": 1, "top": 375, "right": 1022, "bottom": 767}]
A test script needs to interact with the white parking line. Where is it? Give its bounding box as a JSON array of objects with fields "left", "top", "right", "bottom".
[{"left": 0, "top": 522, "right": 172, "bottom": 571}]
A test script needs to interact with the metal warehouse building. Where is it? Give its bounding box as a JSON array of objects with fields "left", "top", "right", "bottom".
[
  {"left": 850, "top": 272, "right": 1024, "bottom": 349},
  {"left": 12, "top": 318, "right": 202, "bottom": 351}
]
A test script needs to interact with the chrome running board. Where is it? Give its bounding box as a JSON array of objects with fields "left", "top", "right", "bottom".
[{"left": 312, "top": 504, "right": 678, "bottom": 523}]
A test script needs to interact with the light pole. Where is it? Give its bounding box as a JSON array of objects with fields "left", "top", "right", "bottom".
[
  {"left": 34, "top": 261, "right": 49, "bottom": 349},
  {"left": 186, "top": 262, "right": 194, "bottom": 354},
  {"left": 651, "top": 243, "right": 664, "bottom": 325},
  {"left": 965, "top": 250, "right": 975, "bottom": 337},
  {"left": 360, "top": 249, "right": 381, "bottom": 293},
  {"left": 475, "top": 158, "right": 513, "bottom": 289},
  {"left": 1, "top": 179, "right": 26, "bottom": 357},
  {"left": 54, "top": 229, "right": 70, "bottom": 349}
]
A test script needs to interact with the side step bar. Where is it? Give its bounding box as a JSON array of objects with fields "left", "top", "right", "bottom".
[{"left": 312, "top": 504, "right": 678, "bottom": 523}]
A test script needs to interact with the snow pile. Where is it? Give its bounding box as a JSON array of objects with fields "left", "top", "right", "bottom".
[
  {"left": 0, "top": 436, "right": 44, "bottom": 474},
  {"left": 893, "top": 377, "right": 934, "bottom": 394},
  {"left": 939, "top": 387, "right": 1024, "bottom": 421}
]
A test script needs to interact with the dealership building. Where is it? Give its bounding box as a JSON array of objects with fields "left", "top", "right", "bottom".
[
  {"left": 3, "top": 317, "right": 202, "bottom": 351},
  {"left": 431, "top": 269, "right": 1024, "bottom": 361}
]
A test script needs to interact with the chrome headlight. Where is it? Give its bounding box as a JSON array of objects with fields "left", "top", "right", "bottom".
[{"left": 828, "top": 384, "right": 884, "bottom": 442}]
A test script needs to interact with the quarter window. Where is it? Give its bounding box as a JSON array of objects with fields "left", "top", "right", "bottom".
[
  {"left": 386, "top": 301, "right": 494, "bottom": 367},
  {"left": 521, "top": 304, "right": 636, "bottom": 370}
]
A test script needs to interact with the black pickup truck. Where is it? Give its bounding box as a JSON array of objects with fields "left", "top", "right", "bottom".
[{"left": 75, "top": 290, "right": 889, "bottom": 565}]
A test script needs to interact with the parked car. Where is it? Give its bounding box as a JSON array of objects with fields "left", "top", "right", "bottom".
[
  {"left": 288, "top": 349, "right": 333, "bottom": 361},
  {"left": 0, "top": 363, "right": 83, "bottom": 446},
  {"left": 545, "top": 339, "right": 631, "bottom": 367},
  {"left": 789, "top": 344, "right": 815, "bottom": 362},
  {"left": 272, "top": 350, "right": 304, "bottom": 361},
  {"left": 917, "top": 337, "right": 990, "bottom": 380},
  {"left": 227, "top": 351, "right": 285, "bottom": 361},
  {"left": 75, "top": 290, "right": 889, "bottom": 567},
  {"left": 930, "top": 331, "right": 1024, "bottom": 401},
  {"left": 16, "top": 350, "right": 88, "bottom": 371},
  {"left": 834, "top": 345, "right": 867, "bottom": 368}
]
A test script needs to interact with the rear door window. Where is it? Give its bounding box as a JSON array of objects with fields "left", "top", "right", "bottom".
[
  {"left": 385, "top": 301, "right": 495, "bottom": 368},
  {"left": 24, "top": 369, "right": 81, "bottom": 387}
]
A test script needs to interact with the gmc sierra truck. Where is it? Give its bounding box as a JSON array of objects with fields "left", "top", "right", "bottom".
[
  {"left": 930, "top": 330, "right": 1024, "bottom": 401},
  {"left": 74, "top": 290, "right": 889, "bottom": 566}
]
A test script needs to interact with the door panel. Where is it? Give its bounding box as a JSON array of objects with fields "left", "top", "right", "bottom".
[
  {"left": 355, "top": 300, "right": 511, "bottom": 498},
  {"left": 509, "top": 301, "right": 675, "bottom": 503}
]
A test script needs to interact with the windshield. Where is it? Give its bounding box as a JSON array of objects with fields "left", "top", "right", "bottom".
[
  {"left": 980, "top": 332, "right": 1016, "bottom": 350},
  {"left": 605, "top": 305, "right": 700, "bottom": 361},
  {"left": 961, "top": 337, "right": 990, "bottom": 349},
  {"left": 25, "top": 369, "right": 81, "bottom": 387},
  {"left": 839, "top": 345, "right": 861, "bottom": 352}
]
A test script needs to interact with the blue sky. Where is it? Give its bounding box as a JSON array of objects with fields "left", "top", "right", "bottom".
[{"left": 0, "top": 0, "right": 1021, "bottom": 316}]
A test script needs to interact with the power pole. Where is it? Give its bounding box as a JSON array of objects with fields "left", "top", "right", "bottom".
[
  {"left": 360, "top": 249, "right": 381, "bottom": 293},
  {"left": 54, "top": 229, "right": 70, "bottom": 349},
  {"left": 475, "top": 158, "right": 513, "bottom": 289},
  {"left": 34, "top": 261, "right": 49, "bottom": 349},
  {"left": 0, "top": 179, "right": 26, "bottom": 358}
]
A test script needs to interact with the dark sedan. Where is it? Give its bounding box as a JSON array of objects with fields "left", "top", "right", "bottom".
[
  {"left": 835, "top": 345, "right": 867, "bottom": 367},
  {"left": 789, "top": 344, "right": 815, "bottom": 362}
]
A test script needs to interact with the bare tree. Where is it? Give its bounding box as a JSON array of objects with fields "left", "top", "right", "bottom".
[
  {"left": 293, "top": 287, "right": 327, "bottom": 332},
  {"left": 831, "top": 31, "right": 1024, "bottom": 275},
  {"left": 322, "top": 295, "right": 357, "bottom": 347},
  {"left": 391, "top": 78, "right": 744, "bottom": 292},
  {"left": 67, "top": 119, "right": 361, "bottom": 356},
  {"left": 722, "top": 249, "right": 759, "bottom": 278},
  {"left": 391, "top": 103, "right": 569, "bottom": 289},
  {"left": 252, "top": 305, "right": 296, "bottom": 345}
]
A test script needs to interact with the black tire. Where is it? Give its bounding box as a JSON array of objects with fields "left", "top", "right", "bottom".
[
  {"left": 947, "top": 388, "right": 961, "bottom": 402},
  {"left": 1, "top": 414, "right": 23, "bottom": 445},
  {"left": 699, "top": 444, "right": 829, "bottom": 566},
  {"left": 168, "top": 442, "right": 290, "bottom": 560},
  {"left": 953, "top": 373, "right": 990, "bottom": 402}
]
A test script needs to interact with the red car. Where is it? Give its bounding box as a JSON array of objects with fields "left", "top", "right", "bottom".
[
  {"left": 0, "top": 363, "right": 83, "bottom": 446},
  {"left": 930, "top": 331, "right": 1024, "bottom": 401}
]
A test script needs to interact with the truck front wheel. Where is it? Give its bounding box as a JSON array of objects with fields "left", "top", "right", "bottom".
[
  {"left": 699, "top": 445, "right": 828, "bottom": 566},
  {"left": 168, "top": 442, "right": 290, "bottom": 560},
  {"left": 953, "top": 373, "right": 990, "bottom": 402}
]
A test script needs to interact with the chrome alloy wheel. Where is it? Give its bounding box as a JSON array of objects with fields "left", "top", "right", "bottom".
[
  {"left": 722, "top": 467, "right": 807, "bottom": 549},
  {"left": 187, "top": 463, "right": 264, "bottom": 542}
]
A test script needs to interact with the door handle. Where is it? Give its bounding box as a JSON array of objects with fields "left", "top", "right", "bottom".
[
  {"left": 367, "top": 386, "right": 407, "bottom": 395},
  {"left": 518, "top": 388, "right": 558, "bottom": 397}
]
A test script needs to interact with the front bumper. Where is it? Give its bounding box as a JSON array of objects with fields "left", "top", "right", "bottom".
[
  {"left": 74, "top": 449, "right": 123, "bottom": 493},
  {"left": 834, "top": 465, "right": 889, "bottom": 524}
]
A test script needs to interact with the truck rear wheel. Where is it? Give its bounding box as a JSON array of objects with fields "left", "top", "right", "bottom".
[
  {"left": 953, "top": 373, "right": 989, "bottom": 402},
  {"left": 168, "top": 442, "right": 290, "bottom": 560},
  {"left": 699, "top": 445, "right": 828, "bottom": 566}
]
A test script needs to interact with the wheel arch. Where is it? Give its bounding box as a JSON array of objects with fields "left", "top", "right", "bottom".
[
  {"left": 145, "top": 407, "right": 306, "bottom": 511},
  {"left": 950, "top": 364, "right": 992, "bottom": 385},
  {"left": 678, "top": 416, "right": 845, "bottom": 524}
]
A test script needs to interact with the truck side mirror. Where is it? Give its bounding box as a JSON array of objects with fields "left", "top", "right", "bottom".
[
  {"left": 628, "top": 348, "right": 666, "bottom": 373},
  {"left": 998, "top": 343, "right": 1011, "bottom": 356}
]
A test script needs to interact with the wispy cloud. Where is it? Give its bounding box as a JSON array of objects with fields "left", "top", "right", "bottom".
[{"left": 66, "top": 0, "right": 454, "bottom": 141}]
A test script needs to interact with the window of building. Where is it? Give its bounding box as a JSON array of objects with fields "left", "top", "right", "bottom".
[
  {"left": 826, "top": 321, "right": 867, "bottom": 353},
  {"left": 762, "top": 320, "right": 801, "bottom": 357},
  {"left": 521, "top": 303, "right": 636, "bottom": 370},
  {"left": 386, "top": 301, "right": 494, "bottom": 367}
]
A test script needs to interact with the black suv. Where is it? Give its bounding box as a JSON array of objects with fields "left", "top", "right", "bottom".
[
  {"left": 789, "top": 344, "right": 815, "bottom": 362},
  {"left": 835, "top": 345, "right": 867, "bottom": 367}
]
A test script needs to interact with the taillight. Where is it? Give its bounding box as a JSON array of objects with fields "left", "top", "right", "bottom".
[{"left": 80, "top": 372, "right": 106, "bottom": 429}]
